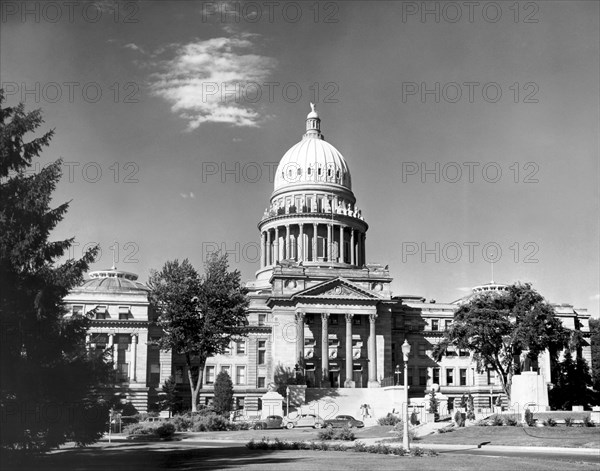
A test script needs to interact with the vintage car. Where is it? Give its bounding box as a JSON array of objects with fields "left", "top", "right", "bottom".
[
  {"left": 324, "top": 415, "right": 365, "bottom": 429},
  {"left": 252, "top": 415, "right": 283, "bottom": 430},
  {"left": 282, "top": 413, "right": 325, "bottom": 429}
]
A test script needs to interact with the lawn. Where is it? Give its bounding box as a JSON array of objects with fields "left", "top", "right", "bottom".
[
  {"left": 418, "top": 426, "right": 600, "bottom": 448},
  {"left": 4, "top": 442, "right": 598, "bottom": 471}
]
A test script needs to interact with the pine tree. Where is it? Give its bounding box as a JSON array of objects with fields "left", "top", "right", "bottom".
[
  {"left": 0, "top": 90, "right": 111, "bottom": 457},
  {"left": 213, "top": 371, "right": 234, "bottom": 415},
  {"left": 158, "top": 375, "right": 179, "bottom": 417}
]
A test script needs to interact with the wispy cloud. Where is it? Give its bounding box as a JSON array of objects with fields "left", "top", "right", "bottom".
[
  {"left": 590, "top": 294, "right": 600, "bottom": 301},
  {"left": 180, "top": 192, "right": 195, "bottom": 199},
  {"left": 147, "top": 34, "right": 275, "bottom": 129}
]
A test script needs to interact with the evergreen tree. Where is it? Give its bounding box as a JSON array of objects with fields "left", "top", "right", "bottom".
[
  {"left": 149, "top": 253, "right": 248, "bottom": 412},
  {"left": 0, "top": 91, "right": 110, "bottom": 457},
  {"left": 590, "top": 318, "right": 600, "bottom": 393},
  {"left": 213, "top": 371, "right": 234, "bottom": 415},
  {"left": 157, "top": 375, "right": 179, "bottom": 417}
]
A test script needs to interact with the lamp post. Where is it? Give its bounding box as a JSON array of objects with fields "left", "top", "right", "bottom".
[
  {"left": 286, "top": 386, "right": 290, "bottom": 417},
  {"left": 401, "top": 339, "right": 411, "bottom": 451}
]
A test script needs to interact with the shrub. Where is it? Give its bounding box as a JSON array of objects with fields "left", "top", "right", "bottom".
[
  {"left": 582, "top": 416, "right": 595, "bottom": 427},
  {"left": 564, "top": 417, "right": 574, "bottom": 427},
  {"left": 543, "top": 418, "right": 557, "bottom": 427},
  {"left": 335, "top": 426, "right": 356, "bottom": 441},
  {"left": 504, "top": 416, "right": 518, "bottom": 426},
  {"left": 318, "top": 428, "right": 336, "bottom": 441},
  {"left": 410, "top": 410, "right": 420, "bottom": 425},
  {"left": 377, "top": 413, "right": 402, "bottom": 426},
  {"left": 491, "top": 415, "right": 503, "bottom": 426},
  {"left": 454, "top": 411, "right": 466, "bottom": 427},
  {"left": 170, "top": 414, "right": 193, "bottom": 432},
  {"left": 123, "top": 423, "right": 155, "bottom": 436},
  {"left": 524, "top": 409, "right": 535, "bottom": 427},
  {"left": 437, "top": 425, "right": 455, "bottom": 433},
  {"left": 392, "top": 422, "right": 417, "bottom": 442},
  {"left": 155, "top": 423, "right": 176, "bottom": 439}
]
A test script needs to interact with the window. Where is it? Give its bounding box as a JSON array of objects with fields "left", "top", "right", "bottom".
[
  {"left": 329, "top": 315, "right": 338, "bottom": 325},
  {"left": 118, "top": 306, "right": 130, "bottom": 320},
  {"left": 236, "top": 366, "right": 246, "bottom": 385},
  {"left": 224, "top": 342, "right": 232, "bottom": 355},
  {"left": 446, "top": 369, "right": 454, "bottom": 385},
  {"left": 236, "top": 340, "right": 246, "bottom": 355},
  {"left": 258, "top": 314, "right": 266, "bottom": 326},
  {"left": 418, "top": 343, "right": 426, "bottom": 358},
  {"left": 353, "top": 316, "right": 361, "bottom": 326},
  {"left": 206, "top": 366, "right": 215, "bottom": 385},
  {"left": 431, "top": 319, "right": 439, "bottom": 331},
  {"left": 258, "top": 340, "right": 266, "bottom": 365},
  {"left": 460, "top": 368, "right": 467, "bottom": 386},
  {"left": 221, "top": 365, "right": 231, "bottom": 376},
  {"left": 257, "top": 377, "right": 266, "bottom": 388},
  {"left": 444, "top": 319, "right": 451, "bottom": 330},
  {"left": 433, "top": 368, "right": 440, "bottom": 385},
  {"left": 459, "top": 349, "right": 470, "bottom": 357},
  {"left": 419, "top": 368, "right": 427, "bottom": 386},
  {"left": 72, "top": 305, "right": 83, "bottom": 316},
  {"left": 175, "top": 366, "right": 184, "bottom": 384},
  {"left": 95, "top": 305, "right": 107, "bottom": 320},
  {"left": 306, "top": 315, "right": 315, "bottom": 325}
]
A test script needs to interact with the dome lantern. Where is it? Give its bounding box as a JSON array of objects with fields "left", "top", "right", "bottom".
[{"left": 304, "top": 102, "right": 323, "bottom": 140}]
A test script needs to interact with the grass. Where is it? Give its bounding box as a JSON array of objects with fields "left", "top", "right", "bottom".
[{"left": 419, "top": 425, "right": 600, "bottom": 448}]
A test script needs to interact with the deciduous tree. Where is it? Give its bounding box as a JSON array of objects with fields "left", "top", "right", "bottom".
[
  {"left": 149, "top": 254, "right": 248, "bottom": 412},
  {"left": 433, "top": 283, "right": 568, "bottom": 401}
]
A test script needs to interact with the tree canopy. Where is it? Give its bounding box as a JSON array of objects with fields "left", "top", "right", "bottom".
[
  {"left": 0, "top": 90, "right": 110, "bottom": 458},
  {"left": 433, "top": 283, "right": 568, "bottom": 400},
  {"left": 148, "top": 254, "right": 248, "bottom": 411}
]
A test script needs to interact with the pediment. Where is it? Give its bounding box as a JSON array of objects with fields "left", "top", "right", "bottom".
[{"left": 291, "top": 277, "right": 382, "bottom": 300}]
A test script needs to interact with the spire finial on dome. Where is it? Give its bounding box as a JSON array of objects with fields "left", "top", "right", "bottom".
[{"left": 304, "top": 103, "right": 323, "bottom": 139}]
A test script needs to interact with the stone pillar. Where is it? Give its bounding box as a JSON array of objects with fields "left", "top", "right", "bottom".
[
  {"left": 327, "top": 224, "right": 332, "bottom": 262},
  {"left": 295, "top": 312, "right": 305, "bottom": 364},
  {"left": 339, "top": 225, "right": 345, "bottom": 263},
  {"left": 108, "top": 333, "right": 115, "bottom": 365},
  {"left": 266, "top": 230, "right": 272, "bottom": 266},
  {"left": 321, "top": 313, "right": 330, "bottom": 387},
  {"left": 368, "top": 314, "right": 379, "bottom": 387},
  {"left": 350, "top": 229, "right": 355, "bottom": 265},
  {"left": 313, "top": 223, "right": 318, "bottom": 261},
  {"left": 260, "top": 231, "right": 266, "bottom": 268},
  {"left": 274, "top": 227, "right": 280, "bottom": 263},
  {"left": 345, "top": 314, "right": 355, "bottom": 387},
  {"left": 299, "top": 223, "right": 304, "bottom": 261},
  {"left": 131, "top": 334, "right": 138, "bottom": 382},
  {"left": 363, "top": 234, "right": 367, "bottom": 265},
  {"left": 285, "top": 225, "right": 290, "bottom": 260}
]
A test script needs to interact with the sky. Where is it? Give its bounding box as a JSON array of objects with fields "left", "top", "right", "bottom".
[{"left": 1, "top": 0, "right": 599, "bottom": 316}]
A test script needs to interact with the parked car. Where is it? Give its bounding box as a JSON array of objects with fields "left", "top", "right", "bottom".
[
  {"left": 324, "top": 415, "right": 364, "bottom": 429},
  {"left": 282, "top": 413, "right": 325, "bottom": 429},
  {"left": 252, "top": 415, "right": 283, "bottom": 430}
]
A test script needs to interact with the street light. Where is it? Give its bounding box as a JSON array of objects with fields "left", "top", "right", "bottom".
[
  {"left": 286, "top": 386, "right": 290, "bottom": 417},
  {"left": 401, "top": 339, "right": 411, "bottom": 451},
  {"left": 394, "top": 364, "right": 401, "bottom": 386}
]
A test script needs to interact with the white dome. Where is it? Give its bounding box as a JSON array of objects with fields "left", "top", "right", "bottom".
[{"left": 274, "top": 137, "right": 352, "bottom": 191}]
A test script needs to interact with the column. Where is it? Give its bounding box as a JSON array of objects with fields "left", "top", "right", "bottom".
[
  {"left": 260, "top": 231, "right": 266, "bottom": 268},
  {"left": 299, "top": 223, "right": 304, "bottom": 262},
  {"left": 363, "top": 234, "right": 366, "bottom": 265},
  {"left": 285, "top": 225, "right": 290, "bottom": 260},
  {"left": 131, "top": 334, "right": 138, "bottom": 382},
  {"left": 108, "top": 334, "right": 115, "bottom": 367},
  {"left": 368, "top": 314, "right": 379, "bottom": 387},
  {"left": 339, "top": 225, "right": 345, "bottom": 263},
  {"left": 345, "top": 314, "right": 355, "bottom": 387},
  {"left": 295, "top": 312, "right": 305, "bottom": 364},
  {"left": 350, "top": 229, "right": 355, "bottom": 265},
  {"left": 327, "top": 224, "right": 332, "bottom": 262},
  {"left": 321, "top": 313, "right": 330, "bottom": 387},
  {"left": 266, "top": 230, "right": 272, "bottom": 266},
  {"left": 85, "top": 334, "right": 91, "bottom": 352},
  {"left": 312, "top": 223, "right": 318, "bottom": 261},
  {"left": 274, "top": 227, "right": 280, "bottom": 263}
]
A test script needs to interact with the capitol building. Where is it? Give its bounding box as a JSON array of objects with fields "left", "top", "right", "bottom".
[{"left": 64, "top": 106, "right": 592, "bottom": 414}]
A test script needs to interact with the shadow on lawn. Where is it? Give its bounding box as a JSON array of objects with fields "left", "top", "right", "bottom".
[{"left": 2, "top": 443, "right": 305, "bottom": 471}]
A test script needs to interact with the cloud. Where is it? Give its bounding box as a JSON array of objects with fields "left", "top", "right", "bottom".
[
  {"left": 180, "top": 192, "right": 195, "bottom": 199},
  {"left": 148, "top": 34, "right": 276, "bottom": 129},
  {"left": 590, "top": 294, "right": 600, "bottom": 300},
  {"left": 124, "top": 43, "right": 146, "bottom": 54}
]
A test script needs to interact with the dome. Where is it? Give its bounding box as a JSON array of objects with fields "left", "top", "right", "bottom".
[
  {"left": 273, "top": 106, "right": 352, "bottom": 192},
  {"left": 274, "top": 138, "right": 351, "bottom": 191},
  {"left": 73, "top": 268, "right": 149, "bottom": 293}
]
